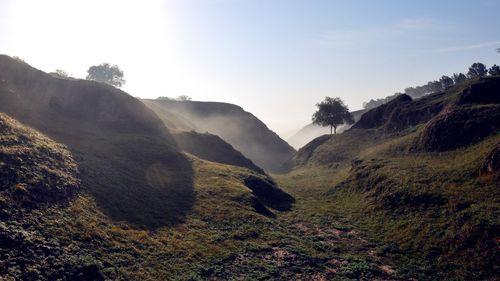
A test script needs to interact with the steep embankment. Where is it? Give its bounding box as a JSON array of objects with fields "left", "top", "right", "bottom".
[
  {"left": 142, "top": 99, "right": 265, "bottom": 173},
  {"left": 287, "top": 77, "right": 500, "bottom": 279},
  {"left": 0, "top": 55, "right": 193, "bottom": 229},
  {"left": 287, "top": 109, "right": 367, "bottom": 149},
  {"left": 0, "top": 116, "right": 295, "bottom": 279},
  {"left": 0, "top": 55, "right": 292, "bottom": 229},
  {"left": 0, "top": 113, "right": 107, "bottom": 280},
  {"left": 143, "top": 99, "right": 296, "bottom": 173}
]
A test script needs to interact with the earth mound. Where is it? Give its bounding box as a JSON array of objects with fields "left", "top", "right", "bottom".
[
  {"left": 353, "top": 94, "right": 413, "bottom": 130},
  {"left": 173, "top": 131, "right": 264, "bottom": 173},
  {"left": 416, "top": 105, "right": 500, "bottom": 151},
  {"left": 0, "top": 113, "right": 79, "bottom": 208},
  {"left": 416, "top": 77, "right": 500, "bottom": 151},
  {"left": 243, "top": 175, "right": 294, "bottom": 211}
]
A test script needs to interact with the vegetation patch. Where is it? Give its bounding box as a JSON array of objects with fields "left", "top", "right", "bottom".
[{"left": 0, "top": 113, "right": 79, "bottom": 207}]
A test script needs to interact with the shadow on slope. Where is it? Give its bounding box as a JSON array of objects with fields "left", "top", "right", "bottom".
[
  {"left": 0, "top": 55, "right": 194, "bottom": 229},
  {"left": 0, "top": 113, "right": 107, "bottom": 280}
]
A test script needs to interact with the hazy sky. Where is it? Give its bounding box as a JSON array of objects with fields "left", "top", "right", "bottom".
[{"left": 1, "top": 0, "right": 499, "bottom": 137}]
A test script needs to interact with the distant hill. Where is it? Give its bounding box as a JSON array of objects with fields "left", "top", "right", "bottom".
[
  {"left": 142, "top": 99, "right": 266, "bottom": 173},
  {"left": 287, "top": 109, "right": 367, "bottom": 149},
  {"left": 286, "top": 76, "right": 500, "bottom": 279},
  {"left": 143, "top": 99, "right": 296, "bottom": 173}
]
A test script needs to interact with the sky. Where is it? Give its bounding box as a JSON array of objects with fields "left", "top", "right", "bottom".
[{"left": 1, "top": 0, "right": 499, "bottom": 137}]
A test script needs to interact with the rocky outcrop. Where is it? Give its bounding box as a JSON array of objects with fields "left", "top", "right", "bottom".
[
  {"left": 243, "top": 175, "right": 294, "bottom": 211},
  {"left": 456, "top": 78, "right": 500, "bottom": 105}
]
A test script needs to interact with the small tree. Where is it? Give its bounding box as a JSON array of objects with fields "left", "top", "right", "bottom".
[
  {"left": 312, "top": 97, "right": 354, "bottom": 134},
  {"left": 54, "top": 69, "right": 70, "bottom": 78},
  {"left": 176, "top": 95, "right": 192, "bottom": 101},
  {"left": 439, "top": 75, "right": 454, "bottom": 89},
  {"left": 467, "top": 62, "right": 488, "bottom": 78},
  {"left": 488, "top": 64, "right": 500, "bottom": 76},
  {"left": 156, "top": 96, "right": 173, "bottom": 100},
  {"left": 452, "top": 73, "right": 467, "bottom": 85},
  {"left": 427, "top": 80, "right": 442, "bottom": 93},
  {"left": 86, "top": 63, "right": 125, "bottom": 87}
]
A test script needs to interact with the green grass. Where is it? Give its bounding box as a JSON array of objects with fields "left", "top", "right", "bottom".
[
  {"left": 325, "top": 132, "right": 499, "bottom": 280},
  {"left": 1, "top": 149, "right": 403, "bottom": 280},
  {"left": 0, "top": 113, "right": 79, "bottom": 206}
]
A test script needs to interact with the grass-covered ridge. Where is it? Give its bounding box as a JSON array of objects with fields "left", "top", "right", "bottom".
[
  {"left": 0, "top": 54, "right": 194, "bottom": 229},
  {"left": 280, "top": 76, "right": 500, "bottom": 279},
  {"left": 143, "top": 98, "right": 296, "bottom": 173}
]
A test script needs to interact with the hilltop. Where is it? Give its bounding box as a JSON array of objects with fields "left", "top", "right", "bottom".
[{"left": 143, "top": 99, "right": 296, "bottom": 173}]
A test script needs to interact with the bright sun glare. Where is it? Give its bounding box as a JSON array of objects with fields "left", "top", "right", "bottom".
[{"left": 4, "top": 0, "right": 188, "bottom": 97}]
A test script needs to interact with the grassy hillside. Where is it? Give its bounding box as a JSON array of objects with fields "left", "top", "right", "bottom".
[
  {"left": 0, "top": 112, "right": 102, "bottom": 280},
  {"left": 1, "top": 141, "right": 399, "bottom": 280},
  {"left": 143, "top": 99, "right": 296, "bottom": 173},
  {"left": 0, "top": 125, "right": 294, "bottom": 280},
  {"left": 0, "top": 55, "right": 196, "bottom": 229},
  {"left": 0, "top": 112, "right": 78, "bottom": 207},
  {"left": 280, "top": 76, "right": 500, "bottom": 279},
  {"left": 142, "top": 99, "right": 267, "bottom": 173},
  {"left": 0, "top": 114, "right": 375, "bottom": 280},
  {"left": 0, "top": 57, "right": 306, "bottom": 280}
]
